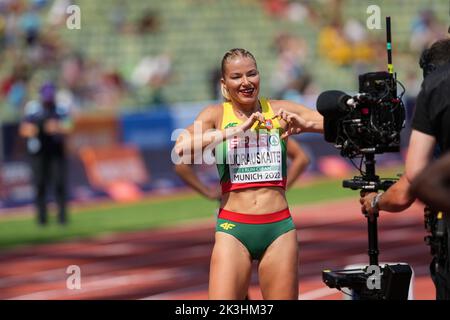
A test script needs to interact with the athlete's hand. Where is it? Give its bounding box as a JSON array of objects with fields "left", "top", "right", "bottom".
[
  {"left": 204, "top": 186, "right": 222, "bottom": 202},
  {"left": 19, "top": 122, "right": 39, "bottom": 138},
  {"left": 238, "top": 112, "right": 265, "bottom": 132},
  {"left": 276, "top": 109, "right": 313, "bottom": 139}
]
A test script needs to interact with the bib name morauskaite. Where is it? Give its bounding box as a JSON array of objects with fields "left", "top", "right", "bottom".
[{"left": 228, "top": 151, "right": 281, "bottom": 165}]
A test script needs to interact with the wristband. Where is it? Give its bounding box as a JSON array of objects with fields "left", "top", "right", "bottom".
[{"left": 371, "top": 192, "right": 384, "bottom": 212}]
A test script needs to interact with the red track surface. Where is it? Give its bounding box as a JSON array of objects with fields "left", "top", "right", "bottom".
[{"left": 0, "top": 198, "right": 435, "bottom": 300}]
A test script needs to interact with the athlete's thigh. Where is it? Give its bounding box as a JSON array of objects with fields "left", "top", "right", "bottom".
[
  {"left": 209, "top": 232, "right": 253, "bottom": 300},
  {"left": 258, "top": 229, "right": 299, "bottom": 300}
]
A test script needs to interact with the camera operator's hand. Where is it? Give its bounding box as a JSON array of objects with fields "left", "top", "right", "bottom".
[
  {"left": 360, "top": 192, "right": 379, "bottom": 221},
  {"left": 276, "top": 109, "right": 314, "bottom": 139}
]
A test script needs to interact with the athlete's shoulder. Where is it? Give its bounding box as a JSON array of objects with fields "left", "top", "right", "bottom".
[
  {"left": 204, "top": 103, "right": 223, "bottom": 112},
  {"left": 194, "top": 103, "right": 223, "bottom": 128},
  {"left": 198, "top": 103, "right": 222, "bottom": 118},
  {"left": 267, "top": 99, "right": 305, "bottom": 112}
]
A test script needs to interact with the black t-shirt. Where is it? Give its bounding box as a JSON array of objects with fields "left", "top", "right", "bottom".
[
  {"left": 412, "top": 63, "right": 450, "bottom": 153},
  {"left": 22, "top": 101, "right": 69, "bottom": 156}
]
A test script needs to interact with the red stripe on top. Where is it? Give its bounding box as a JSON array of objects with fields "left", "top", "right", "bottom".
[
  {"left": 218, "top": 208, "right": 291, "bottom": 224},
  {"left": 221, "top": 179, "right": 287, "bottom": 194}
]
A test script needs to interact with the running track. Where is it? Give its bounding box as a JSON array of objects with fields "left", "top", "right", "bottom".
[{"left": 0, "top": 198, "right": 435, "bottom": 300}]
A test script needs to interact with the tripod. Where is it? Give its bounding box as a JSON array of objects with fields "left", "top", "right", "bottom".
[{"left": 322, "top": 153, "right": 413, "bottom": 300}]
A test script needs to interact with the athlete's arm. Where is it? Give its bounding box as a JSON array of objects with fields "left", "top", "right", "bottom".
[
  {"left": 271, "top": 100, "right": 324, "bottom": 133},
  {"left": 174, "top": 163, "right": 221, "bottom": 200},
  {"left": 174, "top": 106, "right": 264, "bottom": 158},
  {"left": 286, "top": 139, "right": 310, "bottom": 189}
]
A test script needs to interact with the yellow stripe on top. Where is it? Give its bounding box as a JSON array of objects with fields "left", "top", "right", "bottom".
[{"left": 221, "top": 98, "right": 281, "bottom": 130}]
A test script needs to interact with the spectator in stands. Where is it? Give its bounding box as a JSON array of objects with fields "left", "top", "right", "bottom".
[
  {"left": 270, "top": 33, "right": 312, "bottom": 101},
  {"left": 318, "top": 19, "right": 352, "bottom": 66},
  {"left": 262, "top": 0, "right": 315, "bottom": 24},
  {"left": 19, "top": 3, "right": 41, "bottom": 47},
  {"left": 59, "top": 52, "right": 87, "bottom": 112},
  {"left": 130, "top": 53, "right": 173, "bottom": 105},
  {"left": 109, "top": 0, "right": 128, "bottom": 33},
  {"left": 1, "top": 61, "right": 30, "bottom": 113},
  {"left": 136, "top": 9, "right": 160, "bottom": 35},
  {"left": 410, "top": 9, "right": 447, "bottom": 53},
  {"left": 318, "top": 18, "right": 374, "bottom": 67},
  {"left": 19, "top": 82, "right": 73, "bottom": 226},
  {"left": 92, "top": 68, "right": 127, "bottom": 111},
  {"left": 47, "top": 0, "right": 73, "bottom": 27},
  {"left": 263, "top": 0, "right": 289, "bottom": 18}
]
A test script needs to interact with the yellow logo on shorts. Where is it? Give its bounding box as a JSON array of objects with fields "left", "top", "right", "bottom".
[{"left": 220, "top": 222, "right": 236, "bottom": 231}]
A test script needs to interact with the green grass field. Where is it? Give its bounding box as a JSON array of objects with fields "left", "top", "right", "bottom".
[{"left": 0, "top": 168, "right": 403, "bottom": 250}]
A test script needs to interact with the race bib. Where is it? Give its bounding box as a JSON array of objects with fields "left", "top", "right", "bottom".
[{"left": 227, "top": 130, "right": 282, "bottom": 184}]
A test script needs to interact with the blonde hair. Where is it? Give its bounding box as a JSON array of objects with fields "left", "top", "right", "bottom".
[
  {"left": 220, "top": 82, "right": 231, "bottom": 101},
  {"left": 220, "top": 48, "right": 257, "bottom": 101}
]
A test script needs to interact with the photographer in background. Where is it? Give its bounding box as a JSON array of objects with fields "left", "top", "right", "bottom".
[
  {"left": 360, "top": 38, "right": 450, "bottom": 299},
  {"left": 19, "top": 82, "right": 73, "bottom": 226}
]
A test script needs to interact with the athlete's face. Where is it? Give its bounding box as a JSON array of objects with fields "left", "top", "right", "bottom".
[{"left": 221, "top": 56, "right": 260, "bottom": 107}]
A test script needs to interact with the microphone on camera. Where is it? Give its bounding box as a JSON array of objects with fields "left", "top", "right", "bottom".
[
  {"left": 317, "top": 90, "right": 352, "bottom": 116},
  {"left": 316, "top": 90, "right": 352, "bottom": 143}
]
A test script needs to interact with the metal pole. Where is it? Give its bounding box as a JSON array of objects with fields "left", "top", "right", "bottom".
[{"left": 365, "top": 153, "right": 379, "bottom": 266}]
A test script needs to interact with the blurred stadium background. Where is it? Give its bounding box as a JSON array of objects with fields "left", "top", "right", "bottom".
[{"left": 0, "top": 0, "right": 448, "bottom": 300}]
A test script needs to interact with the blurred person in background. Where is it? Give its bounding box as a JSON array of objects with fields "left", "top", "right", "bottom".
[
  {"left": 175, "top": 48, "right": 323, "bottom": 299},
  {"left": 318, "top": 17, "right": 375, "bottom": 67},
  {"left": 19, "top": 81, "right": 73, "bottom": 226},
  {"left": 1, "top": 61, "right": 30, "bottom": 114},
  {"left": 270, "top": 33, "right": 312, "bottom": 102},
  {"left": 136, "top": 9, "right": 160, "bottom": 35},
  {"left": 108, "top": 0, "right": 128, "bottom": 34},
  {"left": 47, "top": 0, "right": 73, "bottom": 27},
  {"left": 410, "top": 9, "right": 447, "bottom": 53},
  {"left": 19, "top": 2, "right": 41, "bottom": 48},
  {"left": 131, "top": 53, "right": 173, "bottom": 105}
]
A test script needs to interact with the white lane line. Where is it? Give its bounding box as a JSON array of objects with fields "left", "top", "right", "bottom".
[
  {"left": 0, "top": 244, "right": 211, "bottom": 288},
  {"left": 9, "top": 267, "right": 188, "bottom": 300}
]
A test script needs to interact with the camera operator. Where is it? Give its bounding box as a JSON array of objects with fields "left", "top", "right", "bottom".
[
  {"left": 410, "top": 151, "right": 450, "bottom": 213},
  {"left": 360, "top": 38, "right": 450, "bottom": 299},
  {"left": 19, "top": 82, "right": 73, "bottom": 226}
]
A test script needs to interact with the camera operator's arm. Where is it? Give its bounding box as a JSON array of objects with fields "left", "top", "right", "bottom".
[
  {"left": 409, "top": 152, "right": 450, "bottom": 212},
  {"left": 286, "top": 139, "right": 310, "bottom": 189},
  {"left": 360, "top": 130, "right": 436, "bottom": 215}
]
